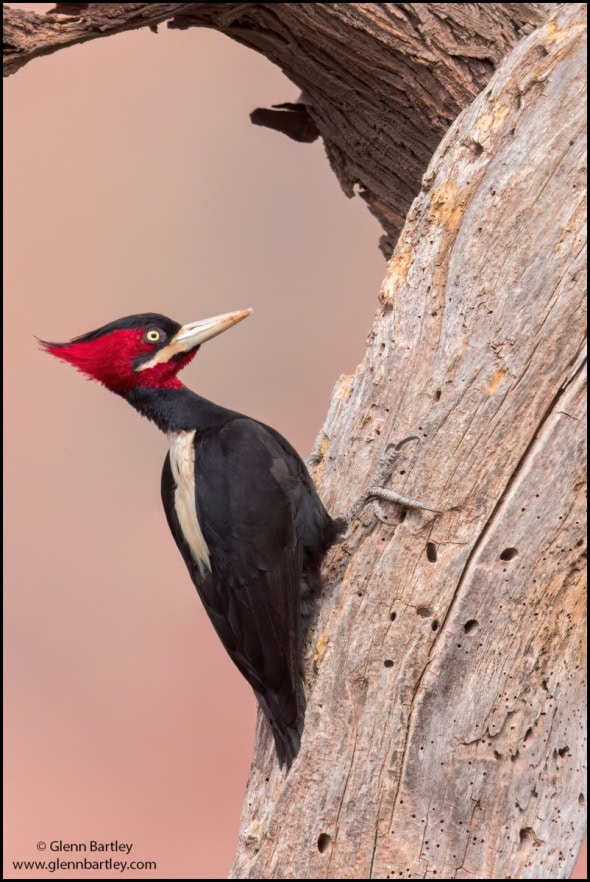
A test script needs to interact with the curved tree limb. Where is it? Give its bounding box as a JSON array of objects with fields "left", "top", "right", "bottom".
[{"left": 3, "top": 2, "right": 553, "bottom": 255}]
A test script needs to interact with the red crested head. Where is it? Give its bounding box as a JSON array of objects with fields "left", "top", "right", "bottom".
[{"left": 41, "top": 309, "right": 253, "bottom": 395}]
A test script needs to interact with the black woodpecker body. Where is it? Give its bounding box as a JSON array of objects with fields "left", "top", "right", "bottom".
[{"left": 42, "top": 310, "right": 344, "bottom": 769}]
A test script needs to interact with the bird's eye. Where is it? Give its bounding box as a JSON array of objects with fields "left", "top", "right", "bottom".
[{"left": 145, "top": 328, "right": 162, "bottom": 344}]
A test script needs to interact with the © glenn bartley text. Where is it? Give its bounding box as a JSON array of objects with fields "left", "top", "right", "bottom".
[{"left": 42, "top": 841, "right": 133, "bottom": 854}]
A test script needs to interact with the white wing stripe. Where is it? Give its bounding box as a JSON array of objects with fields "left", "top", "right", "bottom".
[{"left": 168, "top": 430, "right": 211, "bottom": 573}]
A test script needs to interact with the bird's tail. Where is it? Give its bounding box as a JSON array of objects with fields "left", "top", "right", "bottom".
[
  {"left": 254, "top": 686, "right": 305, "bottom": 771},
  {"left": 269, "top": 717, "right": 303, "bottom": 770}
]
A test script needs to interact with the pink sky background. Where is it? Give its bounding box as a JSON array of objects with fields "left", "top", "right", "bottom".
[{"left": 4, "top": 4, "right": 586, "bottom": 879}]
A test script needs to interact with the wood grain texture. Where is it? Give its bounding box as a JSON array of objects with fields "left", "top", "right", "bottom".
[
  {"left": 3, "top": 2, "right": 553, "bottom": 255},
  {"left": 231, "top": 5, "right": 586, "bottom": 878}
]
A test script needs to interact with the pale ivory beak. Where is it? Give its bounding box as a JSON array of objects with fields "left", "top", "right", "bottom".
[{"left": 173, "top": 308, "right": 253, "bottom": 351}]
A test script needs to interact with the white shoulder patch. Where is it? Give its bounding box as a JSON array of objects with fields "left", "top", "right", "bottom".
[{"left": 168, "top": 430, "right": 211, "bottom": 574}]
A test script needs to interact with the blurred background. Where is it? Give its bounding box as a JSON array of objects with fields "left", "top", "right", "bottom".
[{"left": 4, "top": 4, "right": 586, "bottom": 879}]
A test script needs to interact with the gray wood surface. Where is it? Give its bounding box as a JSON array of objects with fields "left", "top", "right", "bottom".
[{"left": 232, "top": 6, "right": 587, "bottom": 878}]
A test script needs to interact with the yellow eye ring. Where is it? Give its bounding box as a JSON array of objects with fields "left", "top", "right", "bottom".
[{"left": 145, "top": 329, "right": 161, "bottom": 343}]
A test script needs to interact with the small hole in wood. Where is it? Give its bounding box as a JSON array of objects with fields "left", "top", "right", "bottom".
[
  {"left": 500, "top": 547, "right": 518, "bottom": 560},
  {"left": 390, "top": 611, "right": 397, "bottom": 622},
  {"left": 317, "top": 833, "right": 331, "bottom": 853},
  {"left": 384, "top": 659, "right": 394, "bottom": 668},
  {"left": 463, "top": 619, "right": 479, "bottom": 635},
  {"left": 431, "top": 619, "right": 439, "bottom": 631},
  {"left": 426, "top": 542, "right": 437, "bottom": 562}
]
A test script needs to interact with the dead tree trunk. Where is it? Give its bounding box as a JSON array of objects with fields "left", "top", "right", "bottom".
[
  {"left": 234, "top": 6, "right": 586, "bottom": 878},
  {"left": 4, "top": 3, "right": 585, "bottom": 878}
]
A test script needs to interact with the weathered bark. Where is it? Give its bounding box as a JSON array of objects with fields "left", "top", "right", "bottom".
[
  {"left": 4, "top": 2, "right": 585, "bottom": 879},
  {"left": 3, "top": 2, "right": 552, "bottom": 255},
  {"left": 232, "top": 5, "right": 587, "bottom": 879}
]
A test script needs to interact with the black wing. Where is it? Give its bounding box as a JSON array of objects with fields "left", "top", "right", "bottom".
[{"left": 161, "top": 418, "right": 307, "bottom": 767}]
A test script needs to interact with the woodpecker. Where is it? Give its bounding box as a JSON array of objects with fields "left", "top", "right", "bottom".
[{"left": 42, "top": 310, "right": 345, "bottom": 769}]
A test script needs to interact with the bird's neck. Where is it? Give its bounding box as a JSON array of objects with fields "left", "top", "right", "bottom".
[{"left": 125, "top": 384, "right": 237, "bottom": 433}]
